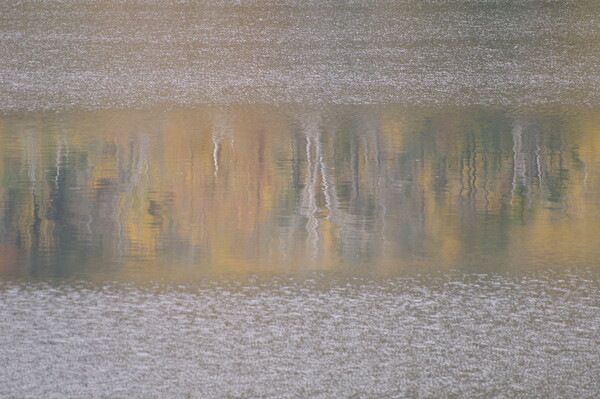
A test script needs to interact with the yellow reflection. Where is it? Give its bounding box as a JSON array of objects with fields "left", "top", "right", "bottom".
[{"left": 0, "top": 106, "right": 598, "bottom": 279}]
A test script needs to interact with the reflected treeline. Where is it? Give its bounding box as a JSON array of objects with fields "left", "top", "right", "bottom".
[{"left": 0, "top": 106, "right": 598, "bottom": 278}]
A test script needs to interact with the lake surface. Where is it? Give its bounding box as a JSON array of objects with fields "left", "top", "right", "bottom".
[
  {"left": 1, "top": 275, "right": 598, "bottom": 397},
  {"left": 1, "top": 0, "right": 599, "bottom": 110},
  {"left": 1, "top": 0, "right": 599, "bottom": 397},
  {"left": 0, "top": 105, "right": 599, "bottom": 280}
]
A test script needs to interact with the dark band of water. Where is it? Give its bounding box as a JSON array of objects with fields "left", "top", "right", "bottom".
[{"left": 0, "top": 105, "right": 598, "bottom": 280}]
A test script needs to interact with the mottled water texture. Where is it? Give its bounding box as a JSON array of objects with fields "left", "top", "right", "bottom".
[
  {"left": 1, "top": 274, "right": 599, "bottom": 398},
  {"left": 1, "top": 0, "right": 599, "bottom": 397},
  {"left": 1, "top": 105, "right": 599, "bottom": 397},
  {"left": 1, "top": 0, "right": 599, "bottom": 111}
]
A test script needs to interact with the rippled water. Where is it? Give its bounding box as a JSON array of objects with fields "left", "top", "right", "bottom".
[
  {"left": 1, "top": 105, "right": 598, "bottom": 397},
  {"left": 1, "top": 0, "right": 599, "bottom": 397},
  {"left": 1, "top": 0, "right": 599, "bottom": 110},
  {"left": 1, "top": 274, "right": 599, "bottom": 398}
]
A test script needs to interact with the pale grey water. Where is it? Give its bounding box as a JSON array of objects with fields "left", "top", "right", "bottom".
[
  {"left": 1, "top": 274, "right": 599, "bottom": 398},
  {"left": 1, "top": 0, "right": 600, "bottom": 397},
  {"left": 0, "top": 0, "right": 599, "bottom": 110}
]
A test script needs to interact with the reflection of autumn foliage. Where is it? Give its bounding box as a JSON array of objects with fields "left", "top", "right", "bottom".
[
  {"left": 0, "top": 242, "right": 21, "bottom": 276},
  {"left": 0, "top": 106, "right": 598, "bottom": 278}
]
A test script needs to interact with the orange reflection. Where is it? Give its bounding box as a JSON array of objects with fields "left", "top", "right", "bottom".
[{"left": 0, "top": 106, "right": 598, "bottom": 280}]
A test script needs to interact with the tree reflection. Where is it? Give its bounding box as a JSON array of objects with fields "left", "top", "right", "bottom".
[{"left": 0, "top": 106, "right": 597, "bottom": 278}]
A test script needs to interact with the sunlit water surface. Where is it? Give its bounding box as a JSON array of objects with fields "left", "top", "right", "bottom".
[{"left": 1, "top": 0, "right": 599, "bottom": 397}]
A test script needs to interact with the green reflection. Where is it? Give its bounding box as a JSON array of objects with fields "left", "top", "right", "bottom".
[{"left": 0, "top": 106, "right": 598, "bottom": 280}]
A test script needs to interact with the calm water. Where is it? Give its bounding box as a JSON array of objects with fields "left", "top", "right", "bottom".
[
  {"left": 1, "top": 0, "right": 599, "bottom": 397},
  {"left": 0, "top": 106, "right": 599, "bottom": 280}
]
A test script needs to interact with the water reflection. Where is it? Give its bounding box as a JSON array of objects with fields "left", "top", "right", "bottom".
[{"left": 0, "top": 106, "right": 598, "bottom": 280}]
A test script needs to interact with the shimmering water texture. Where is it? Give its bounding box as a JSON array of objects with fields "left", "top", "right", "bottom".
[
  {"left": 0, "top": 0, "right": 599, "bottom": 110},
  {"left": 0, "top": 106, "right": 599, "bottom": 280},
  {"left": 1, "top": 0, "right": 600, "bottom": 397},
  {"left": 1, "top": 275, "right": 599, "bottom": 398}
]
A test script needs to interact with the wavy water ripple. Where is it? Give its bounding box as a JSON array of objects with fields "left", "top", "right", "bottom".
[
  {"left": 1, "top": 273, "right": 598, "bottom": 398},
  {"left": 1, "top": 1, "right": 599, "bottom": 396},
  {"left": 0, "top": 0, "right": 598, "bottom": 111}
]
